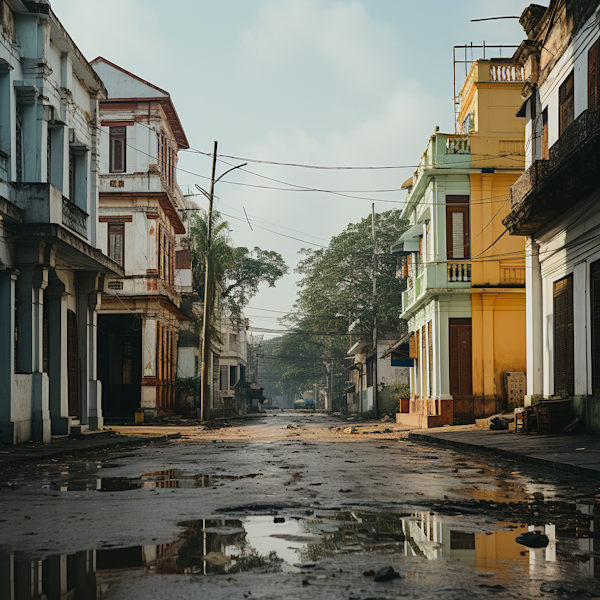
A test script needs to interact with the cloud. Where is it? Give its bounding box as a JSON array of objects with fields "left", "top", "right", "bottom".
[
  {"left": 50, "top": 0, "right": 167, "bottom": 69},
  {"left": 241, "top": 0, "right": 399, "bottom": 93}
]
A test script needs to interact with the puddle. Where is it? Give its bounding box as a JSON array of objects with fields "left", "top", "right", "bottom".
[
  {"left": 40, "top": 469, "right": 262, "bottom": 493},
  {"left": 4, "top": 503, "right": 600, "bottom": 595}
]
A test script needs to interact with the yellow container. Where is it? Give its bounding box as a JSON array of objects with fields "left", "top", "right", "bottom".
[{"left": 135, "top": 409, "right": 144, "bottom": 424}]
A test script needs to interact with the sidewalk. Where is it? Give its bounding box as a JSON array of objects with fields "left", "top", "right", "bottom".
[
  {"left": 0, "top": 431, "right": 180, "bottom": 466},
  {"left": 409, "top": 425, "right": 600, "bottom": 480}
]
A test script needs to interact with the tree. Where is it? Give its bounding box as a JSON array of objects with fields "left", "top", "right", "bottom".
[
  {"left": 273, "top": 209, "right": 409, "bottom": 402},
  {"left": 187, "top": 209, "right": 288, "bottom": 329}
]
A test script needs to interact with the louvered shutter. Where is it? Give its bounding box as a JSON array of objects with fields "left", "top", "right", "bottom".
[
  {"left": 592, "top": 261, "right": 600, "bottom": 395},
  {"left": 559, "top": 71, "right": 574, "bottom": 136},
  {"left": 554, "top": 276, "right": 574, "bottom": 396},
  {"left": 589, "top": 39, "right": 599, "bottom": 109},
  {"left": 110, "top": 127, "right": 126, "bottom": 173},
  {"left": 446, "top": 206, "right": 469, "bottom": 259},
  {"left": 542, "top": 108, "right": 549, "bottom": 160}
]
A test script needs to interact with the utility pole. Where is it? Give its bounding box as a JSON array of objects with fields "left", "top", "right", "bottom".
[
  {"left": 372, "top": 203, "right": 378, "bottom": 419},
  {"left": 199, "top": 142, "right": 246, "bottom": 422},
  {"left": 329, "top": 358, "right": 334, "bottom": 413}
]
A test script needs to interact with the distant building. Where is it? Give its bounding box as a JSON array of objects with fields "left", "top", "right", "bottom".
[
  {"left": 91, "top": 58, "right": 189, "bottom": 420},
  {"left": 0, "top": 0, "right": 122, "bottom": 443},
  {"left": 392, "top": 51, "right": 527, "bottom": 427},
  {"left": 218, "top": 320, "right": 248, "bottom": 416},
  {"left": 503, "top": 1, "right": 600, "bottom": 433}
]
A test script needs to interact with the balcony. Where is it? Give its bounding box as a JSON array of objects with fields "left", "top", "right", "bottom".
[
  {"left": 445, "top": 136, "right": 470, "bottom": 154},
  {"left": 504, "top": 105, "right": 600, "bottom": 236},
  {"left": 8, "top": 182, "right": 88, "bottom": 238},
  {"left": 401, "top": 262, "right": 471, "bottom": 316}
]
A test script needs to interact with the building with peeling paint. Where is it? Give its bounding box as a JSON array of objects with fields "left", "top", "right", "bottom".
[
  {"left": 504, "top": 0, "right": 600, "bottom": 434},
  {"left": 0, "top": 0, "right": 123, "bottom": 443},
  {"left": 392, "top": 53, "right": 527, "bottom": 427},
  {"left": 91, "top": 58, "right": 189, "bottom": 420}
]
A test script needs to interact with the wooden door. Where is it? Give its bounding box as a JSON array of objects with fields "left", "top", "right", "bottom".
[
  {"left": 592, "top": 262, "right": 600, "bottom": 396},
  {"left": 554, "top": 275, "right": 574, "bottom": 396},
  {"left": 449, "top": 318, "right": 472, "bottom": 396},
  {"left": 67, "top": 310, "right": 79, "bottom": 417}
]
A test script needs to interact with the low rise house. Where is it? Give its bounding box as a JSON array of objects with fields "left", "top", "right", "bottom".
[
  {"left": 392, "top": 53, "right": 527, "bottom": 427},
  {"left": 0, "top": 0, "right": 122, "bottom": 443},
  {"left": 91, "top": 58, "right": 189, "bottom": 420},
  {"left": 503, "top": 1, "right": 600, "bottom": 433},
  {"left": 218, "top": 319, "right": 248, "bottom": 417}
]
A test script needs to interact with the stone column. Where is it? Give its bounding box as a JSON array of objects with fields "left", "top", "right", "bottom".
[
  {"left": 16, "top": 266, "right": 50, "bottom": 442},
  {"left": 435, "top": 296, "right": 452, "bottom": 399},
  {"left": 142, "top": 317, "right": 158, "bottom": 415},
  {"left": 525, "top": 238, "right": 543, "bottom": 403},
  {"left": 87, "top": 289, "right": 103, "bottom": 429},
  {"left": 76, "top": 273, "right": 99, "bottom": 428},
  {"left": 0, "top": 271, "right": 17, "bottom": 444},
  {"left": 573, "top": 261, "right": 588, "bottom": 396},
  {"left": 47, "top": 281, "right": 69, "bottom": 434}
]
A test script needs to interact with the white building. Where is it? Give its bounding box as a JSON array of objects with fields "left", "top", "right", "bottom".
[
  {"left": 91, "top": 57, "right": 189, "bottom": 420},
  {"left": 0, "top": 0, "right": 123, "bottom": 443},
  {"left": 218, "top": 319, "right": 248, "bottom": 416},
  {"left": 504, "top": 0, "right": 600, "bottom": 433}
]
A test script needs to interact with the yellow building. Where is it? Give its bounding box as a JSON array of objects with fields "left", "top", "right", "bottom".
[{"left": 393, "top": 57, "right": 527, "bottom": 426}]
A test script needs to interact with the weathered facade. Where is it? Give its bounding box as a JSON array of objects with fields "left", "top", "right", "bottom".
[
  {"left": 91, "top": 58, "right": 189, "bottom": 420},
  {"left": 504, "top": 1, "right": 600, "bottom": 433},
  {"left": 0, "top": 0, "right": 123, "bottom": 443},
  {"left": 393, "top": 57, "right": 527, "bottom": 427},
  {"left": 218, "top": 319, "right": 248, "bottom": 416}
]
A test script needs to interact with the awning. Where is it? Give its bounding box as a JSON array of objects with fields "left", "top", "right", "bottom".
[
  {"left": 347, "top": 340, "right": 371, "bottom": 356},
  {"left": 381, "top": 332, "right": 413, "bottom": 359},
  {"left": 390, "top": 223, "right": 422, "bottom": 255},
  {"left": 344, "top": 384, "right": 355, "bottom": 394}
]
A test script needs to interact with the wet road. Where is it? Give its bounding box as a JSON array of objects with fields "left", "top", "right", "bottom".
[{"left": 1, "top": 412, "right": 600, "bottom": 599}]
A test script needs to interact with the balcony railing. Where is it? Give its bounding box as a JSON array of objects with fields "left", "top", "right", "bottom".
[
  {"left": 447, "top": 262, "right": 471, "bottom": 283},
  {"left": 0, "top": 150, "right": 8, "bottom": 182},
  {"left": 489, "top": 63, "right": 524, "bottom": 83},
  {"left": 500, "top": 267, "right": 525, "bottom": 285},
  {"left": 510, "top": 106, "right": 600, "bottom": 210},
  {"left": 446, "top": 136, "right": 470, "bottom": 154},
  {"left": 62, "top": 197, "right": 88, "bottom": 238}
]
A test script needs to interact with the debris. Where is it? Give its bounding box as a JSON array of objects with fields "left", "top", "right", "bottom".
[
  {"left": 489, "top": 416, "right": 509, "bottom": 430},
  {"left": 286, "top": 423, "right": 298, "bottom": 429},
  {"left": 227, "top": 578, "right": 237, "bottom": 583},
  {"left": 379, "top": 415, "right": 393, "bottom": 423},
  {"left": 373, "top": 566, "right": 402, "bottom": 582},
  {"left": 302, "top": 580, "right": 310, "bottom": 586},
  {"left": 274, "top": 517, "right": 285, "bottom": 523},
  {"left": 343, "top": 427, "right": 358, "bottom": 434},
  {"left": 479, "top": 584, "right": 505, "bottom": 590},
  {"left": 201, "top": 551, "right": 231, "bottom": 566},
  {"left": 339, "top": 489, "right": 352, "bottom": 493},
  {"left": 516, "top": 531, "right": 549, "bottom": 548},
  {"left": 364, "top": 570, "right": 377, "bottom": 576},
  {"left": 563, "top": 417, "right": 581, "bottom": 433},
  {"left": 294, "top": 563, "right": 316, "bottom": 569}
]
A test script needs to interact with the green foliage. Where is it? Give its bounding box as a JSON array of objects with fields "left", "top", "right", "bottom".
[
  {"left": 272, "top": 209, "right": 409, "bottom": 399},
  {"left": 187, "top": 210, "right": 288, "bottom": 328}
]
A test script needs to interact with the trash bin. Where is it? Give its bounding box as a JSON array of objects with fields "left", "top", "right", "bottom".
[{"left": 135, "top": 409, "right": 144, "bottom": 424}]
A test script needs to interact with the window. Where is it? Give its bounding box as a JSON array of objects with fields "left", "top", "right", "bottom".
[
  {"left": 109, "top": 126, "right": 126, "bottom": 173},
  {"left": 15, "top": 103, "right": 23, "bottom": 182},
  {"left": 591, "top": 261, "right": 600, "bottom": 396},
  {"left": 108, "top": 223, "right": 125, "bottom": 266},
  {"left": 446, "top": 196, "right": 470, "bottom": 259},
  {"left": 589, "top": 39, "right": 599, "bottom": 109},
  {"left": 559, "top": 70, "right": 575, "bottom": 136},
  {"left": 230, "top": 365, "right": 237, "bottom": 388},
  {"left": 542, "top": 107, "right": 549, "bottom": 160},
  {"left": 554, "top": 275, "right": 574, "bottom": 397},
  {"left": 220, "top": 365, "right": 228, "bottom": 391}
]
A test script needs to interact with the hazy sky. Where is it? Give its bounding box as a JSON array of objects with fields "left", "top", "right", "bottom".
[{"left": 51, "top": 0, "right": 534, "bottom": 338}]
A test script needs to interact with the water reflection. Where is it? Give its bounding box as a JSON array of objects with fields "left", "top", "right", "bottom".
[{"left": 3, "top": 503, "right": 600, "bottom": 597}]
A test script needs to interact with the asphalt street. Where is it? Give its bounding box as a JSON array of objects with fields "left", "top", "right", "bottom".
[{"left": 1, "top": 412, "right": 600, "bottom": 599}]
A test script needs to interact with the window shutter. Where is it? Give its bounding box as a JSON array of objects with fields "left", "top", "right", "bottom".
[
  {"left": 592, "top": 261, "right": 600, "bottom": 395},
  {"left": 589, "top": 39, "right": 599, "bottom": 109},
  {"left": 554, "top": 275, "right": 574, "bottom": 396},
  {"left": 110, "top": 127, "right": 126, "bottom": 173},
  {"left": 559, "top": 71, "right": 575, "bottom": 136},
  {"left": 108, "top": 223, "right": 124, "bottom": 266},
  {"left": 542, "top": 108, "right": 549, "bottom": 160},
  {"left": 446, "top": 206, "right": 469, "bottom": 259},
  {"left": 452, "top": 212, "right": 465, "bottom": 259}
]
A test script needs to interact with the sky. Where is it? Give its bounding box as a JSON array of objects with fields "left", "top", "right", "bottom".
[{"left": 51, "top": 0, "right": 535, "bottom": 339}]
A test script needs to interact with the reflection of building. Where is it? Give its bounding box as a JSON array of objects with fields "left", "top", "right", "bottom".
[
  {"left": 91, "top": 58, "right": 189, "bottom": 420},
  {"left": 0, "top": 0, "right": 123, "bottom": 443}
]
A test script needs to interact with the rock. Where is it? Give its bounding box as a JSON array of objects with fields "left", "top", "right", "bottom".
[
  {"left": 302, "top": 580, "right": 310, "bottom": 586},
  {"left": 286, "top": 423, "right": 298, "bottom": 429},
  {"left": 343, "top": 427, "right": 358, "bottom": 434},
  {"left": 364, "top": 570, "right": 376, "bottom": 576},
  {"left": 373, "top": 566, "right": 402, "bottom": 582},
  {"left": 540, "top": 582, "right": 567, "bottom": 593},
  {"left": 380, "top": 415, "right": 393, "bottom": 422},
  {"left": 516, "top": 531, "right": 549, "bottom": 548}
]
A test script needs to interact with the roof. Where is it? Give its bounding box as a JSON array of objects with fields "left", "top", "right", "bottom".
[
  {"left": 381, "top": 332, "right": 413, "bottom": 359},
  {"left": 90, "top": 57, "right": 189, "bottom": 150}
]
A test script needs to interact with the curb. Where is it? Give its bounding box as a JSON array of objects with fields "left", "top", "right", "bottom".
[
  {"left": 0, "top": 433, "right": 181, "bottom": 466},
  {"left": 408, "top": 431, "right": 600, "bottom": 481}
]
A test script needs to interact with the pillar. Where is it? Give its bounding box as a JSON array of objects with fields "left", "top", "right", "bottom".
[
  {"left": 573, "top": 261, "right": 588, "bottom": 396},
  {"left": 142, "top": 317, "right": 158, "bottom": 415},
  {"left": 0, "top": 271, "right": 17, "bottom": 444},
  {"left": 482, "top": 294, "right": 498, "bottom": 402},
  {"left": 525, "top": 239, "right": 543, "bottom": 403},
  {"left": 435, "top": 296, "right": 452, "bottom": 399},
  {"left": 47, "top": 282, "right": 69, "bottom": 434}
]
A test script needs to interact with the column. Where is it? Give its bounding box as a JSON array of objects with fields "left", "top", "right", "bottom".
[
  {"left": 0, "top": 271, "right": 17, "bottom": 444},
  {"left": 16, "top": 266, "right": 50, "bottom": 443},
  {"left": 76, "top": 273, "right": 99, "bottom": 427},
  {"left": 573, "top": 262, "right": 588, "bottom": 396},
  {"left": 525, "top": 238, "right": 543, "bottom": 403},
  {"left": 47, "top": 281, "right": 69, "bottom": 434},
  {"left": 482, "top": 294, "right": 498, "bottom": 409},
  {"left": 142, "top": 317, "right": 158, "bottom": 415},
  {"left": 87, "top": 289, "right": 103, "bottom": 430},
  {"left": 436, "top": 297, "right": 452, "bottom": 399}
]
